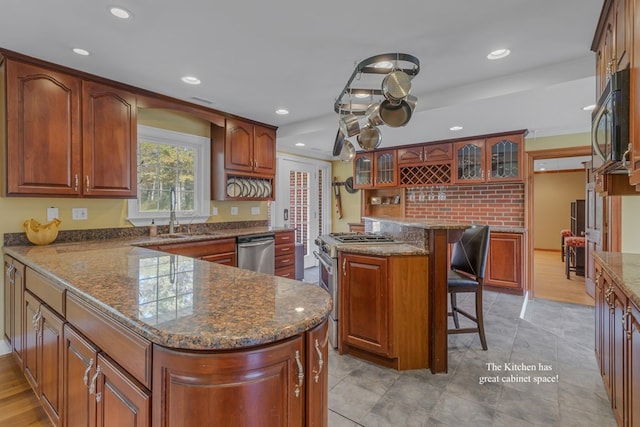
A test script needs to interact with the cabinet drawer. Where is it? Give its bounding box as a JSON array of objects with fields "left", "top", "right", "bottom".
[
  {"left": 275, "top": 254, "right": 295, "bottom": 269},
  {"left": 66, "top": 292, "right": 152, "bottom": 389},
  {"left": 25, "top": 268, "right": 65, "bottom": 316},
  {"left": 159, "top": 237, "right": 236, "bottom": 258},
  {"left": 275, "top": 231, "right": 294, "bottom": 245},
  {"left": 202, "top": 251, "right": 236, "bottom": 266},
  {"left": 275, "top": 265, "right": 296, "bottom": 279},
  {"left": 275, "top": 243, "right": 295, "bottom": 257}
]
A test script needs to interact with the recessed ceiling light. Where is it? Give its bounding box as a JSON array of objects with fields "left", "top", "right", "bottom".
[
  {"left": 450, "top": 125, "right": 463, "bottom": 131},
  {"left": 73, "top": 48, "right": 90, "bottom": 56},
  {"left": 583, "top": 104, "right": 596, "bottom": 111},
  {"left": 181, "top": 76, "right": 201, "bottom": 85},
  {"left": 295, "top": 142, "right": 305, "bottom": 147},
  {"left": 275, "top": 109, "right": 289, "bottom": 115},
  {"left": 487, "top": 49, "right": 511, "bottom": 60},
  {"left": 109, "top": 6, "right": 131, "bottom": 19}
]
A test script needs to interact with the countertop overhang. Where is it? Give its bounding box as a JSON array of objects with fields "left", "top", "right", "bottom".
[{"left": 4, "top": 234, "right": 332, "bottom": 351}]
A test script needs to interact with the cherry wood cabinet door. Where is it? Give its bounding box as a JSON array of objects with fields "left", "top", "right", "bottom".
[
  {"left": 353, "top": 153, "right": 374, "bottom": 189},
  {"left": 12, "top": 259, "right": 25, "bottom": 365},
  {"left": 373, "top": 150, "right": 398, "bottom": 187},
  {"left": 23, "top": 290, "right": 40, "bottom": 393},
  {"left": 485, "top": 134, "right": 523, "bottom": 182},
  {"left": 340, "top": 253, "right": 390, "bottom": 356},
  {"left": 95, "top": 354, "right": 151, "bottom": 427},
  {"left": 612, "top": 286, "right": 627, "bottom": 427},
  {"left": 306, "top": 320, "right": 329, "bottom": 427},
  {"left": 82, "top": 80, "right": 137, "bottom": 198},
  {"left": 254, "top": 125, "right": 276, "bottom": 175},
  {"left": 6, "top": 60, "right": 82, "bottom": 196},
  {"left": 397, "top": 146, "right": 424, "bottom": 165},
  {"left": 601, "top": 270, "right": 614, "bottom": 399},
  {"left": 4, "top": 257, "right": 14, "bottom": 347},
  {"left": 485, "top": 232, "right": 523, "bottom": 294},
  {"left": 225, "top": 119, "right": 254, "bottom": 173},
  {"left": 594, "top": 265, "right": 605, "bottom": 372},
  {"left": 152, "top": 337, "right": 305, "bottom": 427},
  {"left": 39, "top": 303, "right": 65, "bottom": 427},
  {"left": 453, "top": 140, "right": 485, "bottom": 183},
  {"left": 629, "top": 302, "right": 640, "bottom": 427},
  {"left": 63, "top": 324, "right": 99, "bottom": 427}
]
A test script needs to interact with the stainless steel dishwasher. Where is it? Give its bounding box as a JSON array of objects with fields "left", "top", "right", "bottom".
[{"left": 236, "top": 234, "right": 275, "bottom": 274}]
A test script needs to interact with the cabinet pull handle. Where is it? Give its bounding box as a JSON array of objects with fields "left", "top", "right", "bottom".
[
  {"left": 312, "top": 338, "right": 325, "bottom": 383},
  {"left": 32, "top": 309, "right": 41, "bottom": 334},
  {"left": 343, "top": 258, "right": 346, "bottom": 276},
  {"left": 622, "top": 143, "right": 632, "bottom": 176},
  {"left": 86, "top": 176, "right": 90, "bottom": 192},
  {"left": 281, "top": 247, "right": 291, "bottom": 251},
  {"left": 294, "top": 350, "right": 304, "bottom": 398},
  {"left": 89, "top": 365, "right": 101, "bottom": 395},
  {"left": 624, "top": 306, "right": 632, "bottom": 340},
  {"left": 74, "top": 174, "right": 79, "bottom": 192},
  {"left": 281, "top": 259, "right": 290, "bottom": 264},
  {"left": 83, "top": 358, "right": 94, "bottom": 387}
]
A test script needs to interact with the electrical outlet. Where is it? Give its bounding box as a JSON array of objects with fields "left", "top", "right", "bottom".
[
  {"left": 72, "top": 208, "right": 88, "bottom": 220},
  {"left": 212, "top": 207, "right": 218, "bottom": 216},
  {"left": 230, "top": 207, "right": 238, "bottom": 216},
  {"left": 251, "top": 207, "right": 260, "bottom": 215},
  {"left": 47, "top": 207, "right": 59, "bottom": 221}
]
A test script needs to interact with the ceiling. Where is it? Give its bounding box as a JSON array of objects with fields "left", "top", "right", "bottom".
[{"left": 0, "top": 0, "right": 604, "bottom": 159}]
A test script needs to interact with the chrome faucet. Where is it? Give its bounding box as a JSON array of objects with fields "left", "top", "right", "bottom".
[{"left": 169, "top": 188, "right": 178, "bottom": 233}]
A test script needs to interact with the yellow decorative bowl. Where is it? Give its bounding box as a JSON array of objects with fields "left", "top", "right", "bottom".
[{"left": 23, "top": 218, "right": 61, "bottom": 245}]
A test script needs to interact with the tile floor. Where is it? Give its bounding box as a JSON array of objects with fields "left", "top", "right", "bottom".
[{"left": 319, "top": 286, "right": 616, "bottom": 427}]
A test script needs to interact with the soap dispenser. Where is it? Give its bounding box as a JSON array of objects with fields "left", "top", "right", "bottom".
[{"left": 149, "top": 219, "right": 157, "bottom": 237}]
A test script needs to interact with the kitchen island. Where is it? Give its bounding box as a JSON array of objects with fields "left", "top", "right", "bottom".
[
  {"left": 360, "top": 217, "right": 472, "bottom": 373},
  {"left": 3, "top": 237, "right": 331, "bottom": 427}
]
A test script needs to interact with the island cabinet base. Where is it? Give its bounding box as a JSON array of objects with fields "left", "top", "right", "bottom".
[
  {"left": 152, "top": 319, "right": 329, "bottom": 427},
  {"left": 338, "top": 253, "right": 429, "bottom": 371}
]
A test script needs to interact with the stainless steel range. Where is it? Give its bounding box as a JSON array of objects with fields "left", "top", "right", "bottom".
[{"left": 314, "top": 232, "right": 397, "bottom": 348}]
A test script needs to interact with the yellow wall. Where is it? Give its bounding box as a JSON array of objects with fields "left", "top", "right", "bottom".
[
  {"left": 331, "top": 160, "right": 362, "bottom": 233},
  {"left": 622, "top": 196, "right": 640, "bottom": 253},
  {"left": 533, "top": 171, "right": 586, "bottom": 250},
  {"left": 525, "top": 132, "right": 590, "bottom": 151}
]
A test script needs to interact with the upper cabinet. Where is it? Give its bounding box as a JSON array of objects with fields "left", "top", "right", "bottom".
[
  {"left": 594, "top": 0, "right": 631, "bottom": 96},
  {"left": 453, "top": 134, "right": 523, "bottom": 184},
  {"left": 353, "top": 149, "right": 397, "bottom": 189},
  {"left": 4, "top": 58, "right": 137, "bottom": 198},
  {"left": 224, "top": 119, "right": 276, "bottom": 176},
  {"left": 398, "top": 143, "right": 453, "bottom": 187}
]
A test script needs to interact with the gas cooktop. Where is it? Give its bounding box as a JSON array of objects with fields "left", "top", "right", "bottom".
[{"left": 327, "top": 232, "right": 396, "bottom": 243}]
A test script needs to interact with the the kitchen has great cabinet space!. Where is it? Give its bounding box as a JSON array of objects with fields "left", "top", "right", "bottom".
[
  {"left": 154, "top": 237, "right": 237, "bottom": 267},
  {"left": 4, "top": 255, "right": 25, "bottom": 366},
  {"left": 274, "top": 230, "right": 296, "bottom": 278},
  {"left": 338, "top": 252, "right": 429, "bottom": 370},
  {"left": 398, "top": 143, "right": 453, "bottom": 187},
  {"left": 454, "top": 135, "right": 523, "bottom": 184},
  {"left": 353, "top": 150, "right": 398, "bottom": 189},
  {"left": 4, "top": 58, "right": 137, "bottom": 198}
]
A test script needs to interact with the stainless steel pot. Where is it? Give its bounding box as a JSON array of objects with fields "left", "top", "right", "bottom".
[
  {"left": 339, "top": 112, "right": 360, "bottom": 137},
  {"left": 339, "top": 140, "right": 356, "bottom": 162},
  {"left": 357, "top": 125, "right": 382, "bottom": 151},
  {"left": 365, "top": 102, "right": 385, "bottom": 127},
  {"left": 379, "top": 94, "right": 417, "bottom": 127},
  {"left": 381, "top": 70, "right": 412, "bottom": 102}
]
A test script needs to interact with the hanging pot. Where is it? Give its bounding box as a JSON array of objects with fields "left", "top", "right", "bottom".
[
  {"left": 332, "top": 129, "right": 346, "bottom": 156},
  {"left": 339, "top": 112, "right": 360, "bottom": 137},
  {"left": 379, "top": 94, "right": 417, "bottom": 127},
  {"left": 381, "top": 70, "right": 412, "bottom": 103},
  {"left": 365, "top": 102, "right": 385, "bottom": 127},
  {"left": 339, "top": 140, "right": 356, "bottom": 162},
  {"left": 344, "top": 176, "right": 358, "bottom": 193},
  {"left": 357, "top": 125, "right": 382, "bottom": 151}
]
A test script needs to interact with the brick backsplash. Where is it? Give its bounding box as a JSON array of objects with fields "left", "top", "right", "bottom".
[{"left": 404, "top": 183, "right": 525, "bottom": 227}]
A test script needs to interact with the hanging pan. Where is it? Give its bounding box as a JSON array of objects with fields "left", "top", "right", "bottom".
[
  {"left": 381, "top": 70, "right": 412, "bottom": 103},
  {"left": 357, "top": 124, "right": 382, "bottom": 151},
  {"left": 379, "top": 94, "right": 417, "bottom": 127}
]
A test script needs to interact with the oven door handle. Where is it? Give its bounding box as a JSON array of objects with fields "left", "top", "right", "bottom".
[{"left": 313, "top": 251, "right": 333, "bottom": 275}]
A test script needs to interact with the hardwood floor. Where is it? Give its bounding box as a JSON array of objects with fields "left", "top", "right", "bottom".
[
  {"left": 0, "top": 353, "right": 52, "bottom": 426},
  {"left": 533, "top": 249, "right": 594, "bottom": 306}
]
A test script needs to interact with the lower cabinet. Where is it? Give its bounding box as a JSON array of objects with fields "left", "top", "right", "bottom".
[
  {"left": 3, "top": 255, "right": 25, "bottom": 366},
  {"left": 339, "top": 252, "right": 429, "bottom": 370},
  {"left": 23, "top": 290, "right": 65, "bottom": 426},
  {"left": 157, "top": 237, "right": 237, "bottom": 267},
  {"left": 594, "top": 258, "right": 640, "bottom": 427},
  {"left": 484, "top": 232, "right": 523, "bottom": 295},
  {"left": 275, "top": 230, "right": 296, "bottom": 278},
  {"left": 152, "top": 318, "right": 328, "bottom": 427}
]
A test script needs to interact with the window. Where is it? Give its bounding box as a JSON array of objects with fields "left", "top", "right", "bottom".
[{"left": 127, "top": 125, "right": 210, "bottom": 226}]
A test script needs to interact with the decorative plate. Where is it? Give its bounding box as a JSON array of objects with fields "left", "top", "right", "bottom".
[{"left": 227, "top": 178, "right": 242, "bottom": 197}]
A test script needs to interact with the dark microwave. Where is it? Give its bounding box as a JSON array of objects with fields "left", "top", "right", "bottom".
[{"left": 591, "top": 68, "right": 630, "bottom": 172}]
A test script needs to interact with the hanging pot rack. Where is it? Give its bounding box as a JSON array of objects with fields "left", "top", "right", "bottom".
[{"left": 332, "top": 53, "right": 420, "bottom": 156}]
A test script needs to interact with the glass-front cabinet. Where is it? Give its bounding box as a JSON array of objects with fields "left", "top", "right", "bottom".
[
  {"left": 454, "top": 140, "right": 485, "bottom": 183},
  {"left": 354, "top": 150, "right": 397, "bottom": 189},
  {"left": 486, "top": 135, "right": 523, "bottom": 182}
]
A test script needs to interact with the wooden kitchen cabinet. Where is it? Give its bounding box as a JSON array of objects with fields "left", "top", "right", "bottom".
[
  {"left": 274, "top": 230, "right": 296, "bottom": 278},
  {"left": 23, "top": 290, "right": 65, "bottom": 426},
  {"left": 63, "top": 324, "right": 99, "bottom": 427},
  {"left": 3, "top": 58, "right": 137, "bottom": 198},
  {"left": 628, "top": 301, "right": 640, "bottom": 427},
  {"left": 152, "top": 335, "right": 306, "bottom": 427},
  {"left": 453, "top": 134, "right": 523, "bottom": 184},
  {"left": 484, "top": 232, "right": 524, "bottom": 295},
  {"left": 306, "top": 320, "right": 329, "bottom": 427},
  {"left": 339, "top": 252, "right": 429, "bottom": 370},
  {"left": 157, "top": 237, "right": 237, "bottom": 267},
  {"left": 398, "top": 143, "right": 453, "bottom": 187},
  {"left": 223, "top": 118, "right": 276, "bottom": 175},
  {"left": 81, "top": 80, "right": 137, "bottom": 198},
  {"left": 353, "top": 149, "right": 398, "bottom": 189},
  {"left": 4, "top": 255, "right": 25, "bottom": 365}
]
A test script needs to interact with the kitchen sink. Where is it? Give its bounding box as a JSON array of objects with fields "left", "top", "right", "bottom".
[{"left": 157, "top": 231, "right": 222, "bottom": 238}]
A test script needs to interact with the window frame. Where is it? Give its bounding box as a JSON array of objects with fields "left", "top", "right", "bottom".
[{"left": 127, "top": 125, "right": 211, "bottom": 227}]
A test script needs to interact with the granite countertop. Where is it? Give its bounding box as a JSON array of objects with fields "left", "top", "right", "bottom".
[
  {"left": 337, "top": 243, "right": 427, "bottom": 257},
  {"left": 593, "top": 251, "right": 640, "bottom": 307},
  {"left": 363, "top": 216, "right": 472, "bottom": 229},
  {"left": 133, "top": 226, "right": 292, "bottom": 247},
  {"left": 4, "top": 236, "right": 331, "bottom": 351}
]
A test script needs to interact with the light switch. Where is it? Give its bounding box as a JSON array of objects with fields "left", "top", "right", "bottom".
[
  {"left": 47, "top": 207, "right": 59, "bottom": 221},
  {"left": 212, "top": 207, "right": 218, "bottom": 216},
  {"left": 72, "top": 208, "right": 88, "bottom": 220},
  {"left": 251, "top": 207, "right": 260, "bottom": 215},
  {"left": 231, "top": 207, "right": 238, "bottom": 216}
]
